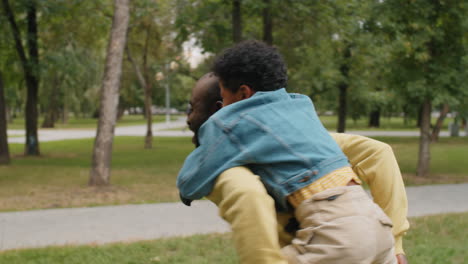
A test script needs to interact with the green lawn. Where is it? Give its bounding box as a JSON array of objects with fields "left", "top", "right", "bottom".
[
  {"left": 0, "top": 212, "right": 466, "bottom": 264},
  {"left": 319, "top": 115, "right": 456, "bottom": 131},
  {"left": 378, "top": 137, "right": 468, "bottom": 185},
  {"left": 1, "top": 136, "right": 467, "bottom": 211},
  {"left": 0, "top": 137, "right": 193, "bottom": 211},
  {"left": 6, "top": 114, "right": 457, "bottom": 131},
  {"left": 6, "top": 115, "right": 182, "bottom": 130}
]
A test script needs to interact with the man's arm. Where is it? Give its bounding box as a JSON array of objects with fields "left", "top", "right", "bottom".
[{"left": 330, "top": 133, "right": 410, "bottom": 257}]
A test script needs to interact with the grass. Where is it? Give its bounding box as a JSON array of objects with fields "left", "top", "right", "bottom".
[
  {"left": 0, "top": 233, "right": 238, "bottom": 264},
  {"left": 376, "top": 137, "right": 468, "bottom": 185},
  {"left": 404, "top": 213, "right": 468, "bottom": 264},
  {"left": 6, "top": 115, "right": 182, "bottom": 130},
  {"left": 0, "top": 212, "right": 466, "bottom": 264},
  {"left": 0, "top": 137, "right": 193, "bottom": 212},
  {"left": 0, "top": 136, "right": 467, "bottom": 212},
  {"left": 319, "top": 115, "right": 456, "bottom": 131},
  {"left": 6, "top": 114, "right": 457, "bottom": 131}
]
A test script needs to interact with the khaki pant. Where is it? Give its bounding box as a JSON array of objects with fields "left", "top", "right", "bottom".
[{"left": 282, "top": 185, "right": 397, "bottom": 264}]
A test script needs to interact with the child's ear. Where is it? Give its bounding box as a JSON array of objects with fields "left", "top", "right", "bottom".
[{"left": 239, "top": 85, "right": 254, "bottom": 99}]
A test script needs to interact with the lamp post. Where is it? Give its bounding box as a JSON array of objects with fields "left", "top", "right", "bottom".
[{"left": 156, "top": 61, "right": 178, "bottom": 124}]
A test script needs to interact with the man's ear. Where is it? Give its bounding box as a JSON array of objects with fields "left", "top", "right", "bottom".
[
  {"left": 215, "top": 100, "right": 223, "bottom": 110},
  {"left": 238, "top": 85, "right": 255, "bottom": 99},
  {"left": 209, "top": 100, "right": 224, "bottom": 115}
]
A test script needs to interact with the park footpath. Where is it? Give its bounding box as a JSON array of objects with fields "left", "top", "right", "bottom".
[
  {"left": 2, "top": 118, "right": 467, "bottom": 251},
  {"left": 6, "top": 116, "right": 468, "bottom": 143},
  {"left": 0, "top": 183, "right": 467, "bottom": 251}
]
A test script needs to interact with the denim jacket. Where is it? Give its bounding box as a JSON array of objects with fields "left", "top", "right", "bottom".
[{"left": 177, "top": 88, "right": 350, "bottom": 211}]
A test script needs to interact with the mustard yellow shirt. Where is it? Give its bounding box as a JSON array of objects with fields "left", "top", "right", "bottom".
[{"left": 207, "top": 133, "right": 409, "bottom": 264}]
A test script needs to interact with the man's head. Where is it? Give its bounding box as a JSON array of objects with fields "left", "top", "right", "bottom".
[
  {"left": 212, "top": 40, "right": 288, "bottom": 106},
  {"left": 187, "top": 72, "right": 222, "bottom": 146}
]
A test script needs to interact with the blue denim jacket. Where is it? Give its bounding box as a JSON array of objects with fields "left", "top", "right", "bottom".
[{"left": 177, "top": 88, "right": 350, "bottom": 211}]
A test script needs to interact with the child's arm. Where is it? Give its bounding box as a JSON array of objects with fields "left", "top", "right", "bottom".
[
  {"left": 330, "top": 133, "right": 410, "bottom": 257},
  {"left": 177, "top": 119, "right": 242, "bottom": 200}
]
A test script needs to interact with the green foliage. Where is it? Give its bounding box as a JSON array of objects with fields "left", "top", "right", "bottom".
[
  {"left": 2, "top": 0, "right": 468, "bottom": 128},
  {"left": 378, "top": 0, "right": 468, "bottom": 103}
]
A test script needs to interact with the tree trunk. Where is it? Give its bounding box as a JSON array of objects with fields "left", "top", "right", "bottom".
[
  {"left": 125, "top": 31, "right": 153, "bottom": 149},
  {"left": 2, "top": 0, "right": 40, "bottom": 155},
  {"left": 337, "top": 83, "right": 347, "bottom": 133},
  {"left": 142, "top": 25, "right": 153, "bottom": 149},
  {"left": 62, "top": 98, "right": 69, "bottom": 124},
  {"left": 0, "top": 72, "right": 11, "bottom": 165},
  {"left": 89, "top": 0, "right": 130, "bottom": 186},
  {"left": 417, "top": 104, "right": 423, "bottom": 128},
  {"left": 42, "top": 76, "right": 60, "bottom": 128},
  {"left": 430, "top": 103, "right": 449, "bottom": 142},
  {"left": 117, "top": 105, "right": 125, "bottom": 120},
  {"left": 368, "top": 108, "right": 381, "bottom": 127},
  {"left": 337, "top": 45, "right": 351, "bottom": 133},
  {"left": 262, "top": 0, "right": 273, "bottom": 45},
  {"left": 232, "top": 0, "right": 242, "bottom": 43},
  {"left": 417, "top": 99, "right": 431, "bottom": 177},
  {"left": 6, "top": 106, "right": 12, "bottom": 123},
  {"left": 143, "top": 82, "right": 153, "bottom": 149}
]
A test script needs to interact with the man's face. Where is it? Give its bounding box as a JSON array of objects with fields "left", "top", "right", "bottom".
[{"left": 187, "top": 76, "right": 220, "bottom": 146}]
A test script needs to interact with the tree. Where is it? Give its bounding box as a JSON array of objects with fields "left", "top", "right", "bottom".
[
  {"left": 431, "top": 103, "right": 450, "bottom": 142},
  {"left": 232, "top": 0, "right": 242, "bottom": 43},
  {"left": 2, "top": 0, "right": 40, "bottom": 155},
  {"left": 0, "top": 72, "right": 10, "bottom": 165},
  {"left": 37, "top": 1, "right": 111, "bottom": 126},
  {"left": 89, "top": 0, "right": 130, "bottom": 186},
  {"left": 126, "top": 42, "right": 153, "bottom": 149},
  {"left": 378, "top": 0, "right": 468, "bottom": 177},
  {"left": 262, "top": 0, "right": 273, "bottom": 45}
]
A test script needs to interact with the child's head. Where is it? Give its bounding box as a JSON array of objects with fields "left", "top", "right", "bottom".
[{"left": 212, "top": 40, "right": 288, "bottom": 106}]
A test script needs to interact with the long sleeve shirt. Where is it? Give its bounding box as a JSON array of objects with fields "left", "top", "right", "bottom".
[{"left": 207, "top": 133, "right": 409, "bottom": 264}]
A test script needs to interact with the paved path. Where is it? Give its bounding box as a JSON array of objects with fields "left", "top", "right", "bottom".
[
  {"left": 7, "top": 117, "right": 467, "bottom": 143},
  {"left": 7, "top": 118, "right": 190, "bottom": 143},
  {"left": 1, "top": 183, "right": 467, "bottom": 251}
]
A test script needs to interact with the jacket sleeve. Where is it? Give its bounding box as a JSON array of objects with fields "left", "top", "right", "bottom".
[
  {"left": 177, "top": 119, "right": 242, "bottom": 200},
  {"left": 330, "top": 133, "right": 410, "bottom": 256}
]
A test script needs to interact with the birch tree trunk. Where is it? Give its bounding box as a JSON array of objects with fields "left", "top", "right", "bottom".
[
  {"left": 0, "top": 72, "right": 10, "bottom": 165},
  {"left": 89, "top": 0, "right": 130, "bottom": 186},
  {"left": 417, "top": 99, "right": 432, "bottom": 177}
]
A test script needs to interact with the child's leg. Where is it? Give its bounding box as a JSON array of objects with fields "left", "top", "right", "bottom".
[
  {"left": 207, "top": 166, "right": 288, "bottom": 264},
  {"left": 282, "top": 185, "right": 396, "bottom": 264}
]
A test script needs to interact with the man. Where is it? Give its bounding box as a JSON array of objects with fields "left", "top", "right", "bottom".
[{"left": 186, "top": 72, "right": 409, "bottom": 264}]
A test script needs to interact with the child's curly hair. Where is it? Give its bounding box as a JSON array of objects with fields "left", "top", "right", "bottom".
[{"left": 212, "top": 40, "right": 287, "bottom": 93}]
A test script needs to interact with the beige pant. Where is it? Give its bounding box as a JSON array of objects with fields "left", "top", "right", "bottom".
[{"left": 282, "top": 185, "right": 397, "bottom": 264}]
